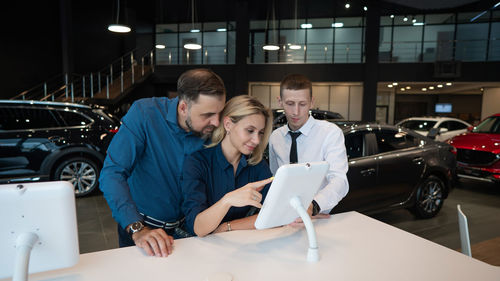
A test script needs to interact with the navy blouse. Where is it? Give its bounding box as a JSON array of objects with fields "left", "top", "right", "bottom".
[{"left": 181, "top": 143, "right": 272, "bottom": 235}]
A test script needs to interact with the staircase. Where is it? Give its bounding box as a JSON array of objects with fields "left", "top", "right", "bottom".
[{"left": 10, "top": 49, "right": 155, "bottom": 105}]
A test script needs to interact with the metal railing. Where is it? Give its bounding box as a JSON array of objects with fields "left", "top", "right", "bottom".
[{"left": 11, "top": 49, "right": 155, "bottom": 103}]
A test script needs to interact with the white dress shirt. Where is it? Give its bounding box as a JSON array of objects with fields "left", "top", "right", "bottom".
[{"left": 268, "top": 116, "right": 349, "bottom": 213}]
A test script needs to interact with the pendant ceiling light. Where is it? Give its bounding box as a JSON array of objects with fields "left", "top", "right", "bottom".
[
  {"left": 288, "top": 0, "right": 301, "bottom": 50},
  {"left": 108, "top": 0, "right": 131, "bottom": 33},
  {"left": 184, "top": 0, "right": 202, "bottom": 50},
  {"left": 263, "top": 0, "right": 279, "bottom": 51}
]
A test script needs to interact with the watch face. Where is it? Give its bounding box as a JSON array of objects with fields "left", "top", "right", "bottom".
[{"left": 130, "top": 221, "right": 144, "bottom": 233}]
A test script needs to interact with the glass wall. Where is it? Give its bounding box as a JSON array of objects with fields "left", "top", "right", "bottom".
[
  {"left": 379, "top": 12, "right": 500, "bottom": 62},
  {"left": 249, "top": 17, "right": 365, "bottom": 64},
  {"left": 155, "top": 22, "right": 236, "bottom": 65}
]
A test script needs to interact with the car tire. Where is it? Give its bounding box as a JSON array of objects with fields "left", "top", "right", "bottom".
[
  {"left": 413, "top": 175, "right": 445, "bottom": 219},
  {"left": 54, "top": 157, "right": 99, "bottom": 197}
]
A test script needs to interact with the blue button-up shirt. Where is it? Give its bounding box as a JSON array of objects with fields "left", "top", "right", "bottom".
[
  {"left": 181, "top": 143, "right": 272, "bottom": 235},
  {"left": 99, "top": 97, "right": 207, "bottom": 229}
]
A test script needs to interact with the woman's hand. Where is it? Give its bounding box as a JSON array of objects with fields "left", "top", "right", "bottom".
[{"left": 222, "top": 177, "right": 273, "bottom": 208}]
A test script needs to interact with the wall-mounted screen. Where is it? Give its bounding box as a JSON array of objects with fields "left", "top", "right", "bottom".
[{"left": 435, "top": 103, "right": 452, "bottom": 113}]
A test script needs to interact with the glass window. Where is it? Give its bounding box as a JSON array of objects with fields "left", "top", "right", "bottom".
[
  {"left": 375, "top": 130, "right": 418, "bottom": 153},
  {"left": 281, "top": 19, "right": 305, "bottom": 29},
  {"left": 336, "top": 17, "right": 363, "bottom": 27},
  {"left": 399, "top": 120, "right": 437, "bottom": 132},
  {"left": 379, "top": 26, "right": 392, "bottom": 62},
  {"left": 448, "top": 121, "right": 468, "bottom": 130},
  {"left": 335, "top": 27, "right": 363, "bottom": 63},
  {"left": 203, "top": 22, "right": 226, "bottom": 32},
  {"left": 392, "top": 26, "right": 423, "bottom": 62},
  {"left": 57, "top": 110, "right": 91, "bottom": 126},
  {"left": 422, "top": 24, "right": 454, "bottom": 61},
  {"left": 380, "top": 16, "right": 393, "bottom": 26},
  {"left": 179, "top": 32, "right": 202, "bottom": 64},
  {"left": 306, "top": 29, "right": 333, "bottom": 63},
  {"left": 458, "top": 12, "right": 490, "bottom": 23},
  {"left": 309, "top": 18, "right": 333, "bottom": 28},
  {"left": 456, "top": 23, "right": 488, "bottom": 61},
  {"left": 473, "top": 116, "right": 500, "bottom": 134},
  {"left": 156, "top": 24, "right": 177, "bottom": 33},
  {"left": 0, "top": 107, "right": 61, "bottom": 131},
  {"left": 425, "top": 14, "right": 455, "bottom": 25},
  {"left": 489, "top": 22, "right": 500, "bottom": 61},
  {"left": 156, "top": 33, "right": 179, "bottom": 65},
  {"left": 345, "top": 132, "right": 364, "bottom": 159},
  {"left": 179, "top": 23, "right": 202, "bottom": 32},
  {"left": 250, "top": 20, "right": 266, "bottom": 30}
]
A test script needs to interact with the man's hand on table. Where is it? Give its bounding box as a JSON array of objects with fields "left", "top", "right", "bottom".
[
  {"left": 289, "top": 202, "right": 331, "bottom": 228},
  {"left": 132, "top": 227, "right": 174, "bottom": 257}
]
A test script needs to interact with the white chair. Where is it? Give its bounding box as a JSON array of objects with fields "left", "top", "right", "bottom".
[{"left": 457, "top": 204, "right": 472, "bottom": 257}]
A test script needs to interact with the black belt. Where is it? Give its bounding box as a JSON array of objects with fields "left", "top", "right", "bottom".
[{"left": 140, "top": 213, "right": 185, "bottom": 230}]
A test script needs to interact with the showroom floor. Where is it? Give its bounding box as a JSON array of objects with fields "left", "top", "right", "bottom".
[{"left": 77, "top": 179, "right": 500, "bottom": 263}]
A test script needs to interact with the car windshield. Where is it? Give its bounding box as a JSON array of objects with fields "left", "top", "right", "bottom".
[
  {"left": 473, "top": 116, "right": 500, "bottom": 134},
  {"left": 398, "top": 120, "right": 437, "bottom": 132}
]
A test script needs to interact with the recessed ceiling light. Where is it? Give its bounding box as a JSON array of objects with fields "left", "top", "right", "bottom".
[
  {"left": 422, "top": 88, "right": 427, "bottom": 91},
  {"left": 446, "top": 82, "right": 452, "bottom": 86},
  {"left": 400, "top": 88, "right": 405, "bottom": 91},
  {"left": 332, "top": 22, "right": 344, "bottom": 28},
  {"left": 392, "top": 82, "right": 398, "bottom": 85},
  {"left": 429, "top": 86, "right": 434, "bottom": 90},
  {"left": 388, "top": 84, "right": 393, "bottom": 88},
  {"left": 301, "top": 23, "right": 313, "bottom": 29},
  {"left": 406, "top": 86, "right": 411, "bottom": 89},
  {"left": 217, "top": 28, "right": 227, "bottom": 32},
  {"left": 363, "top": 6, "right": 367, "bottom": 11},
  {"left": 262, "top": 45, "right": 280, "bottom": 51},
  {"left": 345, "top": 3, "right": 350, "bottom": 9},
  {"left": 184, "top": 43, "right": 202, "bottom": 50},
  {"left": 190, "top": 29, "right": 200, "bottom": 33},
  {"left": 390, "top": 15, "right": 395, "bottom": 18},
  {"left": 437, "top": 84, "right": 443, "bottom": 88}
]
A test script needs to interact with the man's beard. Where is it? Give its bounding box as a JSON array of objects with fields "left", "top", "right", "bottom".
[{"left": 185, "top": 117, "right": 214, "bottom": 141}]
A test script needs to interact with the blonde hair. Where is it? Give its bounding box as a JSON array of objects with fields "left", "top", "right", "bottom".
[{"left": 207, "top": 95, "right": 272, "bottom": 165}]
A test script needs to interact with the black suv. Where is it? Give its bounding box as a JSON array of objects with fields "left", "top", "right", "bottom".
[{"left": 0, "top": 100, "right": 119, "bottom": 196}]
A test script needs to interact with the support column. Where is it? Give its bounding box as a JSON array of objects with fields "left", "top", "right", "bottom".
[
  {"left": 362, "top": 1, "right": 381, "bottom": 122},
  {"left": 234, "top": 0, "right": 249, "bottom": 97},
  {"left": 60, "top": 0, "right": 74, "bottom": 78}
]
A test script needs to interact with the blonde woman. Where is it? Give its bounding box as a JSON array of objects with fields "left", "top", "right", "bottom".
[{"left": 181, "top": 95, "right": 274, "bottom": 237}]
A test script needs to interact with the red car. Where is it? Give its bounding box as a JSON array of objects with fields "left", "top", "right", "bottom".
[{"left": 448, "top": 113, "right": 500, "bottom": 185}]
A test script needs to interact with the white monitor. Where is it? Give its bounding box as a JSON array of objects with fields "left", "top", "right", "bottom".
[
  {"left": 255, "top": 161, "right": 329, "bottom": 230},
  {"left": 0, "top": 181, "right": 79, "bottom": 280}
]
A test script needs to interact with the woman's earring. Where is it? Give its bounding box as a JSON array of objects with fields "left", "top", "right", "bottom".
[{"left": 227, "top": 130, "right": 230, "bottom": 135}]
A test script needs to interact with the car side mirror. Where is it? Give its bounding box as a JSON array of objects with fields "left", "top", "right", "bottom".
[{"left": 427, "top": 128, "right": 439, "bottom": 139}]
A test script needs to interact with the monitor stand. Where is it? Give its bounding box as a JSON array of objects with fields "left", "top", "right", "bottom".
[
  {"left": 289, "top": 196, "right": 319, "bottom": 262},
  {"left": 13, "top": 232, "right": 39, "bottom": 281}
]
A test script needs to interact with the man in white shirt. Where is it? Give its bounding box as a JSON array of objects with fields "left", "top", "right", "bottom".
[{"left": 269, "top": 74, "right": 349, "bottom": 217}]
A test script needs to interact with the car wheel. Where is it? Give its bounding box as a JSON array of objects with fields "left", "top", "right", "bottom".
[
  {"left": 413, "top": 175, "right": 445, "bottom": 219},
  {"left": 54, "top": 157, "right": 99, "bottom": 197}
]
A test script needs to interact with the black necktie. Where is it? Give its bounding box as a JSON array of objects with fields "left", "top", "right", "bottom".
[{"left": 289, "top": 131, "right": 301, "bottom": 164}]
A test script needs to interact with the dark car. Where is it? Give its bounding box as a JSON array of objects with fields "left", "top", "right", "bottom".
[
  {"left": 272, "top": 109, "right": 344, "bottom": 129},
  {"left": 0, "top": 100, "right": 120, "bottom": 196},
  {"left": 331, "top": 123, "right": 457, "bottom": 218},
  {"left": 448, "top": 113, "right": 500, "bottom": 185}
]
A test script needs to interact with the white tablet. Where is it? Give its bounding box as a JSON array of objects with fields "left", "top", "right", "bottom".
[
  {"left": 0, "top": 181, "right": 79, "bottom": 279},
  {"left": 255, "top": 161, "right": 329, "bottom": 229}
]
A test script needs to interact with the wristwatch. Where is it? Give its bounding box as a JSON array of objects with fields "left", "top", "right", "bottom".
[
  {"left": 127, "top": 221, "right": 145, "bottom": 237},
  {"left": 311, "top": 200, "right": 321, "bottom": 216}
]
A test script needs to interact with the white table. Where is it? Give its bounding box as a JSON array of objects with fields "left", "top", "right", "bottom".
[{"left": 13, "top": 212, "right": 500, "bottom": 281}]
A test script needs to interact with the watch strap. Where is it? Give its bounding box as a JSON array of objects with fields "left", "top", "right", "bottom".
[{"left": 311, "top": 200, "right": 321, "bottom": 216}]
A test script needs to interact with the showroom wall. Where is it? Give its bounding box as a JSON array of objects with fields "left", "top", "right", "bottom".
[
  {"left": 249, "top": 82, "right": 363, "bottom": 121},
  {"left": 482, "top": 88, "right": 500, "bottom": 119}
]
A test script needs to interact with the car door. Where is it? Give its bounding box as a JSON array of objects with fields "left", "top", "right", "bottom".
[
  {"left": 332, "top": 130, "right": 378, "bottom": 214},
  {"left": 0, "top": 106, "right": 63, "bottom": 182},
  {"left": 373, "top": 129, "right": 425, "bottom": 208}
]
